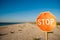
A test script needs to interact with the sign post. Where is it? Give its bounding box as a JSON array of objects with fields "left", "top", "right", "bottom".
[
  {"left": 46, "top": 32, "right": 48, "bottom": 40},
  {"left": 36, "top": 11, "right": 56, "bottom": 40}
]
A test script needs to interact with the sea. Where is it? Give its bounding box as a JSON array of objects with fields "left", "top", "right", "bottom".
[{"left": 0, "top": 22, "right": 24, "bottom": 26}]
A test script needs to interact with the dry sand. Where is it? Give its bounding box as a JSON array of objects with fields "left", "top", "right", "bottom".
[{"left": 0, "top": 23, "right": 60, "bottom": 40}]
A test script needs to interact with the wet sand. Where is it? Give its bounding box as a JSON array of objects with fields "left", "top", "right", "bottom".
[{"left": 0, "top": 23, "right": 60, "bottom": 40}]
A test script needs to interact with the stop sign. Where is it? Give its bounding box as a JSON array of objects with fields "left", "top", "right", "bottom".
[{"left": 36, "top": 12, "right": 56, "bottom": 32}]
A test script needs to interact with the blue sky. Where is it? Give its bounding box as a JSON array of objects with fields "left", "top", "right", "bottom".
[{"left": 0, "top": 0, "right": 60, "bottom": 22}]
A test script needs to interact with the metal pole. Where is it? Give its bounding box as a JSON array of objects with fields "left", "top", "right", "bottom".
[{"left": 46, "top": 32, "right": 48, "bottom": 40}]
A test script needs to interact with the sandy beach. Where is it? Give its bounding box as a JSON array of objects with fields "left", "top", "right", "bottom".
[{"left": 0, "top": 23, "right": 60, "bottom": 40}]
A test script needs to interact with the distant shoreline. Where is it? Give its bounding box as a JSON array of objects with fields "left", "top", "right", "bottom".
[{"left": 0, "top": 22, "right": 25, "bottom": 26}]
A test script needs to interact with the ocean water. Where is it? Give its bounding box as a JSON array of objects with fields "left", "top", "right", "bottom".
[{"left": 0, "top": 22, "right": 24, "bottom": 26}]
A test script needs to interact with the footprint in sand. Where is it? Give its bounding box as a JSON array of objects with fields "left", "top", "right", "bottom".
[{"left": 0, "top": 33, "right": 8, "bottom": 36}]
